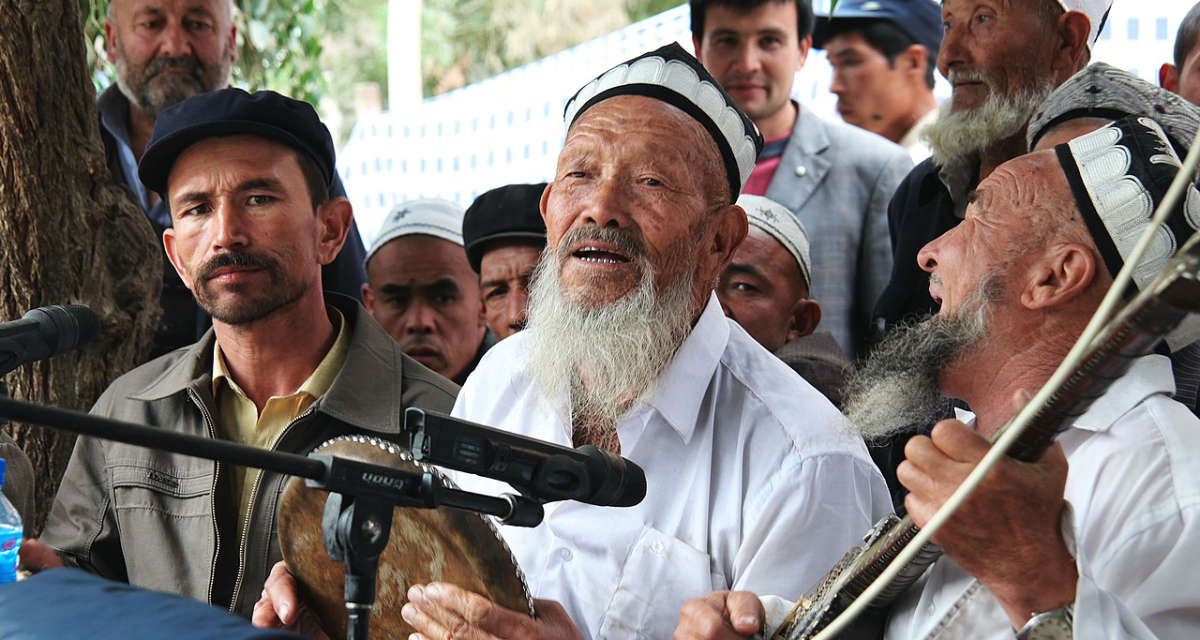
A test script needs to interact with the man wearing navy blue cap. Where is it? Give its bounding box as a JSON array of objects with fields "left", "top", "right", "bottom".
[
  {"left": 813, "top": 0, "right": 942, "bottom": 161},
  {"left": 28, "top": 88, "right": 457, "bottom": 623}
]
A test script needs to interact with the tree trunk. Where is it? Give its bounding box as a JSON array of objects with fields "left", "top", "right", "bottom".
[{"left": 0, "top": 1, "right": 161, "bottom": 532}]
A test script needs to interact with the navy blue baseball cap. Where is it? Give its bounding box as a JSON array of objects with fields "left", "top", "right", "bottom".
[
  {"left": 812, "top": 0, "right": 943, "bottom": 59},
  {"left": 138, "top": 88, "right": 336, "bottom": 199},
  {"left": 462, "top": 183, "right": 548, "bottom": 273}
]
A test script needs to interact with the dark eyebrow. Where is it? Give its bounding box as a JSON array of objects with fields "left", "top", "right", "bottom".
[
  {"left": 238, "top": 177, "right": 285, "bottom": 193},
  {"left": 726, "top": 262, "right": 766, "bottom": 280},
  {"left": 171, "top": 177, "right": 285, "bottom": 209},
  {"left": 379, "top": 279, "right": 460, "bottom": 295}
]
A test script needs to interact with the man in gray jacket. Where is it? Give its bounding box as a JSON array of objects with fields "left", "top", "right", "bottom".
[
  {"left": 691, "top": 0, "right": 912, "bottom": 360},
  {"left": 23, "top": 89, "right": 457, "bottom": 621}
]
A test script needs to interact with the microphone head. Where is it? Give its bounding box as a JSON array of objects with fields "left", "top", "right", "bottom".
[
  {"left": 24, "top": 305, "right": 101, "bottom": 356},
  {"left": 577, "top": 445, "right": 647, "bottom": 507}
]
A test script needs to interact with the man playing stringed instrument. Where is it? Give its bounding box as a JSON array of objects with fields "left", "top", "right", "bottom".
[{"left": 675, "top": 116, "right": 1200, "bottom": 640}]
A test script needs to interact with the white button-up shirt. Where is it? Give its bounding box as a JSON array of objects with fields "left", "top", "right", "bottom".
[
  {"left": 452, "top": 294, "right": 892, "bottom": 639},
  {"left": 764, "top": 354, "right": 1200, "bottom": 639}
]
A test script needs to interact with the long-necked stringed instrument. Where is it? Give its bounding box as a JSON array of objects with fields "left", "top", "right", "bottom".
[{"left": 773, "top": 232, "right": 1200, "bottom": 640}]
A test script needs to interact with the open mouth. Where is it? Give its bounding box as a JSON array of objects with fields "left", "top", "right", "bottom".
[{"left": 572, "top": 245, "right": 632, "bottom": 265}]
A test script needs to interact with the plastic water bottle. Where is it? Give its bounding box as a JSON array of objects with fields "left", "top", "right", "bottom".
[{"left": 0, "top": 458, "right": 22, "bottom": 583}]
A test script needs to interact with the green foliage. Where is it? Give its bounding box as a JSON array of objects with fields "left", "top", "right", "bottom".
[
  {"left": 626, "top": 0, "right": 687, "bottom": 22},
  {"left": 78, "top": 0, "right": 330, "bottom": 106}
]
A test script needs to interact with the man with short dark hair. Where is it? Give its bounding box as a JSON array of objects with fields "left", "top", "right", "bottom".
[
  {"left": 362, "top": 198, "right": 493, "bottom": 384},
  {"left": 718, "top": 194, "right": 850, "bottom": 406},
  {"left": 100, "top": 0, "right": 368, "bottom": 358},
  {"left": 1159, "top": 2, "right": 1200, "bottom": 106},
  {"left": 691, "top": 0, "right": 912, "bottom": 361},
  {"left": 27, "top": 89, "right": 457, "bottom": 622},
  {"left": 462, "top": 183, "right": 548, "bottom": 339},
  {"left": 812, "top": 0, "right": 942, "bottom": 161}
]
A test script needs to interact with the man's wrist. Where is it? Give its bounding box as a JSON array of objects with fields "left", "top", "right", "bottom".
[{"left": 1015, "top": 603, "right": 1074, "bottom": 640}]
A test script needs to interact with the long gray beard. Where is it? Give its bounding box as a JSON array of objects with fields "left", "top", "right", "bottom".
[
  {"left": 844, "top": 275, "right": 1003, "bottom": 441},
  {"left": 525, "top": 244, "right": 696, "bottom": 443},
  {"left": 923, "top": 80, "right": 1054, "bottom": 168}
]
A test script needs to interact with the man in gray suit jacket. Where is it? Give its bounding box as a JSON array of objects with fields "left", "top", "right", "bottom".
[{"left": 691, "top": 0, "right": 912, "bottom": 360}]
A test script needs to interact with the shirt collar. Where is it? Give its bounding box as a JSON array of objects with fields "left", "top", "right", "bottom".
[
  {"left": 98, "top": 85, "right": 133, "bottom": 149},
  {"left": 641, "top": 293, "right": 729, "bottom": 445},
  {"left": 211, "top": 307, "right": 350, "bottom": 403},
  {"left": 1070, "top": 354, "right": 1175, "bottom": 433}
]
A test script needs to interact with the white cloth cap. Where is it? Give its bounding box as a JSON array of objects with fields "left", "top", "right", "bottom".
[
  {"left": 1054, "top": 0, "right": 1112, "bottom": 49},
  {"left": 737, "top": 195, "right": 812, "bottom": 287},
  {"left": 365, "top": 198, "right": 465, "bottom": 268}
]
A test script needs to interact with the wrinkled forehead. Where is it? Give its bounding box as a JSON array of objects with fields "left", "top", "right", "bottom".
[
  {"left": 970, "top": 151, "right": 1070, "bottom": 223},
  {"left": 111, "top": 0, "right": 233, "bottom": 21},
  {"left": 562, "top": 95, "right": 720, "bottom": 165}
]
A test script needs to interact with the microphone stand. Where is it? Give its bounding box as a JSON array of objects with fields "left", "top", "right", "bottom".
[{"left": 0, "top": 395, "right": 545, "bottom": 640}]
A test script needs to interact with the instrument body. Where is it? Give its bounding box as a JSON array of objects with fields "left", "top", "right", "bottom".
[
  {"left": 773, "top": 235, "right": 1200, "bottom": 640},
  {"left": 278, "top": 435, "right": 533, "bottom": 639}
]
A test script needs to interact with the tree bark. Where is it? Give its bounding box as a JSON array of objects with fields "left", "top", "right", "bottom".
[{"left": 0, "top": 1, "right": 161, "bottom": 532}]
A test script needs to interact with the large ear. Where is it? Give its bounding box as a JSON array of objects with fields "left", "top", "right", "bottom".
[
  {"left": 1161, "top": 62, "right": 1180, "bottom": 93},
  {"left": 361, "top": 282, "right": 377, "bottom": 315},
  {"left": 711, "top": 203, "right": 749, "bottom": 272},
  {"left": 104, "top": 18, "right": 118, "bottom": 64},
  {"left": 901, "top": 44, "right": 928, "bottom": 78},
  {"left": 693, "top": 35, "right": 704, "bottom": 61},
  {"left": 1020, "top": 242, "right": 1098, "bottom": 310},
  {"left": 161, "top": 228, "right": 194, "bottom": 292},
  {"left": 796, "top": 34, "right": 812, "bottom": 71},
  {"left": 227, "top": 21, "right": 239, "bottom": 65},
  {"left": 315, "top": 197, "right": 352, "bottom": 265},
  {"left": 786, "top": 298, "right": 822, "bottom": 342},
  {"left": 1052, "top": 11, "right": 1091, "bottom": 80}
]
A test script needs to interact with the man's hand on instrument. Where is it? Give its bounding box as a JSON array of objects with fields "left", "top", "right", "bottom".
[
  {"left": 674, "top": 590, "right": 765, "bottom": 639},
  {"left": 898, "top": 418, "right": 1077, "bottom": 628},
  {"left": 252, "top": 561, "right": 331, "bottom": 640},
  {"left": 402, "top": 582, "right": 584, "bottom": 640}
]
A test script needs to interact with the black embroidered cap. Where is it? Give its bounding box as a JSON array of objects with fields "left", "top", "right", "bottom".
[
  {"left": 562, "top": 42, "right": 763, "bottom": 203},
  {"left": 1055, "top": 115, "right": 1200, "bottom": 350}
]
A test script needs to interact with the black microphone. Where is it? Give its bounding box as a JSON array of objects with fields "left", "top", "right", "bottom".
[
  {"left": 0, "top": 305, "right": 101, "bottom": 375},
  {"left": 405, "top": 408, "right": 647, "bottom": 508}
]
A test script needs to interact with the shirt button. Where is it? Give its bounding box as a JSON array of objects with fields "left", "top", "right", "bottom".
[
  {"left": 650, "top": 540, "right": 665, "bottom": 555},
  {"left": 795, "top": 165, "right": 807, "bottom": 177},
  {"left": 559, "top": 548, "right": 572, "bottom": 561}
]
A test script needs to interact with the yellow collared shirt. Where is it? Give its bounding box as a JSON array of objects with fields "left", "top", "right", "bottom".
[{"left": 211, "top": 308, "right": 350, "bottom": 545}]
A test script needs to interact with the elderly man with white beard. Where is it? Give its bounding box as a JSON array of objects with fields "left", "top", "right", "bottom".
[
  {"left": 675, "top": 116, "right": 1200, "bottom": 640},
  {"left": 387, "top": 43, "right": 893, "bottom": 640}
]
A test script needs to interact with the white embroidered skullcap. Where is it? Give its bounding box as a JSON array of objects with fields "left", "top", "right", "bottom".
[
  {"left": 1029, "top": 62, "right": 1200, "bottom": 152},
  {"left": 1053, "top": 0, "right": 1112, "bottom": 49},
  {"left": 738, "top": 195, "right": 812, "bottom": 287},
  {"left": 365, "top": 198, "right": 465, "bottom": 268},
  {"left": 1055, "top": 116, "right": 1200, "bottom": 350},
  {"left": 563, "top": 42, "right": 764, "bottom": 203}
]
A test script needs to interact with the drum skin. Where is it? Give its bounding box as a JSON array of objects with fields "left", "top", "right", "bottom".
[{"left": 277, "top": 436, "right": 532, "bottom": 639}]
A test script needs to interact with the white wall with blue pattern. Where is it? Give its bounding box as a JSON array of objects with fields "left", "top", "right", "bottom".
[{"left": 341, "top": 1, "right": 1198, "bottom": 248}]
